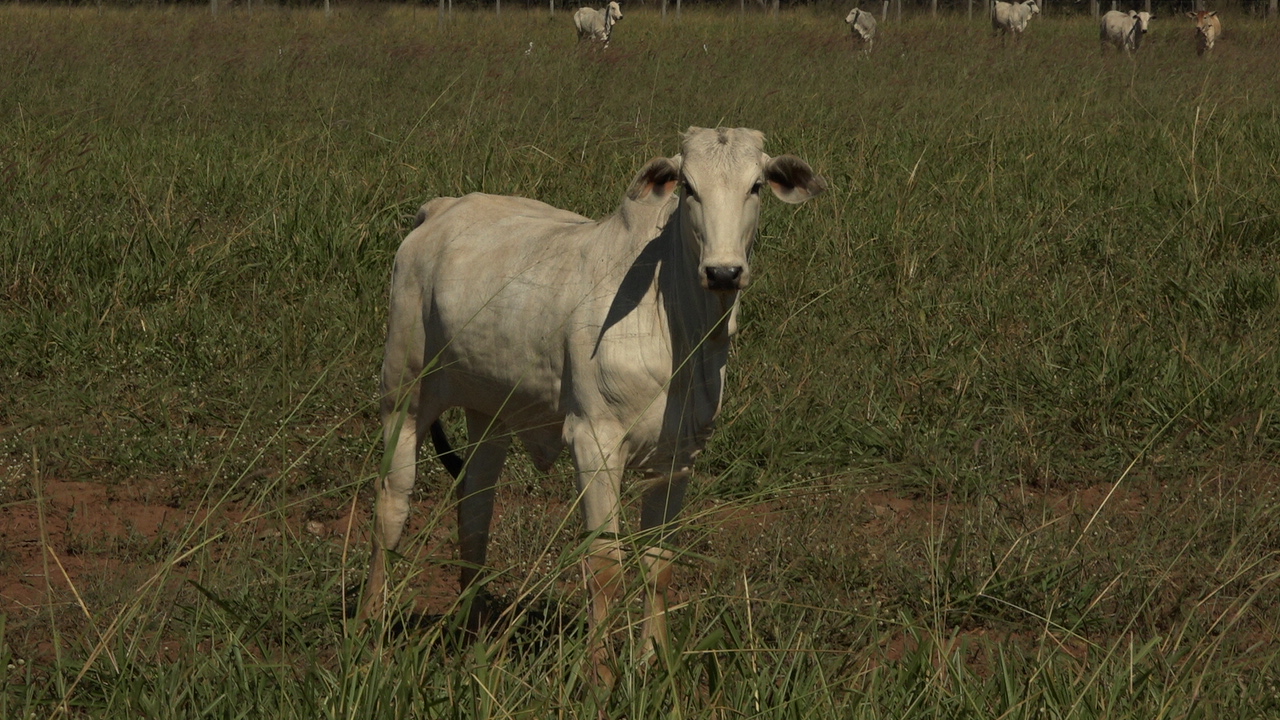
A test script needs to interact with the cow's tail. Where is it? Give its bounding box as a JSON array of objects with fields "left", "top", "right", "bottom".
[{"left": 430, "top": 420, "right": 465, "bottom": 479}]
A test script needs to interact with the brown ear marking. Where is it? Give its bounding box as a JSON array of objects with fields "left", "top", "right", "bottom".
[
  {"left": 764, "top": 154, "right": 827, "bottom": 205},
  {"left": 626, "top": 157, "right": 682, "bottom": 203}
]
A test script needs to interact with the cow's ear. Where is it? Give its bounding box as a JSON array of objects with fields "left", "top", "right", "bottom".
[
  {"left": 627, "top": 155, "right": 682, "bottom": 204},
  {"left": 1129, "top": 10, "right": 1138, "bottom": 17},
  {"left": 1185, "top": 10, "right": 1195, "bottom": 17},
  {"left": 1207, "top": 10, "right": 1215, "bottom": 15},
  {"left": 763, "top": 154, "right": 827, "bottom": 204}
]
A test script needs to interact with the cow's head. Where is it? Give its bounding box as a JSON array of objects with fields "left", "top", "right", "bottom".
[
  {"left": 1186, "top": 10, "right": 1215, "bottom": 32},
  {"left": 1130, "top": 10, "right": 1153, "bottom": 33},
  {"left": 1025, "top": 0, "right": 1040, "bottom": 14},
  {"left": 845, "top": 7, "right": 861, "bottom": 24},
  {"left": 625, "top": 129, "right": 825, "bottom": 292},
  {"left": 606, "top": 1, "right": 622, "bottom": 22}
]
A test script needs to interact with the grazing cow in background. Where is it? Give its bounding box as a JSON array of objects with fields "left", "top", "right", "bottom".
[
  {"left": 360, "top": 127, "right": 825, "bottom": 683},
  {"left": 1186, "top": 10, "right": 1221, "bottom": 56},
  {"left": 845, "top": 7, "right": 877, "bottom": 54},
  {"left": 1101, "top": 10, "right": 1154, "bottom": 53},
  {"left": 574, "top": 1, "right": 623, "bottom": 47},
  {"left": 992, "top": 0, "right": 1040, "bottom": 40}
]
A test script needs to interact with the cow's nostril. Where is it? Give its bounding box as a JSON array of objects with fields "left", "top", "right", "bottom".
[{"left": 704, "top": 266, "right": 743, "bottom": 290}]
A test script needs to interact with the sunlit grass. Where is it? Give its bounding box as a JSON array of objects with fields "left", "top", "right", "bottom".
[{"left": 2, "top": 5, "right": 1279, "bottom": 718}]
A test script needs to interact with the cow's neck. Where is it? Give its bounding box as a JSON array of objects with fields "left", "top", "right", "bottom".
[
  {"left": 615, "top": 195, "right": 738, "bottom": 358},
  {"left": 610, "top": 195, "right": 735, "bottom": 460}
]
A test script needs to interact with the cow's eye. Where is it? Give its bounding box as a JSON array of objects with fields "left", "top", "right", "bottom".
[
  {"left": 684, "top": 183, "right": 700, "bottom": 202},
  {"left": 749, "top": 181, "right": 763, "bottom": 196}
]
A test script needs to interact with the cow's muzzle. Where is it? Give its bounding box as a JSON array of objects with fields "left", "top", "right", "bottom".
[{"left": 704, "top": 266, "right": 745, "bottom": 291}]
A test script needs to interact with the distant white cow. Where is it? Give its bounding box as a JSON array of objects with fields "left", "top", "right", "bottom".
[
  {"left": 992, "top": 0, "right": 1040, "bottom": 40},
  {"left": 360, "top": 128, "right": 825, "bottom": 684},
  {"left": 845, "top": 7, "right": 877, "bottom": 54},
  {"left": 1186, "top": 10, "right": 1221, "bottom": 56},
  {"left": 574, "top": 1, "right": 623, "bottom": 47},
  {"left": 1100, "top": 10, "right": 1154, "bottom": 53}
]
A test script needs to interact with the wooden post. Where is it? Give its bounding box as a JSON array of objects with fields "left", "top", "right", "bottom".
[
  {"left": 896, "top": 0, "right": 902, "bottom": 23},
  {"left": 496, "top": 0, "right": 500, "bottom": 15},
  {"left": 677, "top": 0, "right": 681, "bottom": 18},
  {"left": 662, "top": 0, "right": 667, "bottom": 17},
  {"left": 882, "top": 0, "right": 888, "bottom": 20},
  {"left": 931, "top": 0, "right": 937, "bottom": 17},
  {"left": 1089, "top": 0, "right": 1097, "bottom": 17},
  {"left": 967, "top": 0, "right": 972, "bottom": 21},
  {"left": 210, "top": 0, "right": 217, "bottom": 14}
]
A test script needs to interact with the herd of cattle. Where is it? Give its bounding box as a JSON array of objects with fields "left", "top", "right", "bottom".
[{"left": 568, "top": 0, "right": 1225, "bottom": 57}]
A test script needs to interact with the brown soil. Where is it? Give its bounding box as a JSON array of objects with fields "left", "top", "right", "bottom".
[{"left": 2, "top": 468, "right": 1274, "bottom": 667}]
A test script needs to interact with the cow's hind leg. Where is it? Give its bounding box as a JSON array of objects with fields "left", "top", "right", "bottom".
[
  {"left": 360, "top": 289, "right": 435, "bottom": 623},
  {"left": 638, "top": 471, "right": 690, "bottom": 662},
  {"left": 456, "top": 409, "right": 511, "bottom": 630},
  {"left": 361, "top": 391, "right": 432, "bottom": 622}
]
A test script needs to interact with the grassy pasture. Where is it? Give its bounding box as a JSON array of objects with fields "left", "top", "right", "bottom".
[{"left": 2, "top": 5, "right": 1280, "bottom": 717}]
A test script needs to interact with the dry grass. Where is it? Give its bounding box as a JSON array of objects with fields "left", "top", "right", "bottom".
[{"left": 2, "top": 5, "right": 1279, "bottom": 717}]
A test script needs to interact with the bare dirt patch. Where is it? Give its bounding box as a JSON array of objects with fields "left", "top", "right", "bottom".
[{"left": 2, "top": 467, "right": 1277, "bottom": 669}]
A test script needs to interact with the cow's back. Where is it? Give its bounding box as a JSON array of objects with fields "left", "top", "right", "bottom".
[
  {"left": 574, "top": 7, "right": 597, "bottom": 36},
  {"left": 855, "top": 12, "right": 876, "bottom": 39},
  {"left": 993, "top": 1, "right": 1010, "bottom": 28},
  {"left": 397, "top": 193, "right": 635, "bottom": 427},
  {"left": 1101, "top": 10, "right": 1128, "bottom": 42}
]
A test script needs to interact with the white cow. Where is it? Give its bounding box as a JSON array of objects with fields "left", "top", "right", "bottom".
[
  {"left": 574, "top": 1, "right": 623, "bottom": 47},
  {"left": 361, "top": 128, "right": 825, "bottom": 682},
  {"left": 992, "top": 0, "right": 1040, "bottom": 40},
  {"left": 1100, "top": 10, "right": 1154, "bottom": 53},
  {"left": 845, "top": 7, "right": 877, "bottom": 54},
  {"left": 1186, "top": 10, "right": 1221, "bottom": 56}
]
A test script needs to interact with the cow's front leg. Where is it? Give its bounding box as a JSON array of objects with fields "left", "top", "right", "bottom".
[
  {"left": 568, "top": 420, "right": 629, "bottom": 685},
  {"left": 639, "top": 471, "right": 689, "bottom": 662}
]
